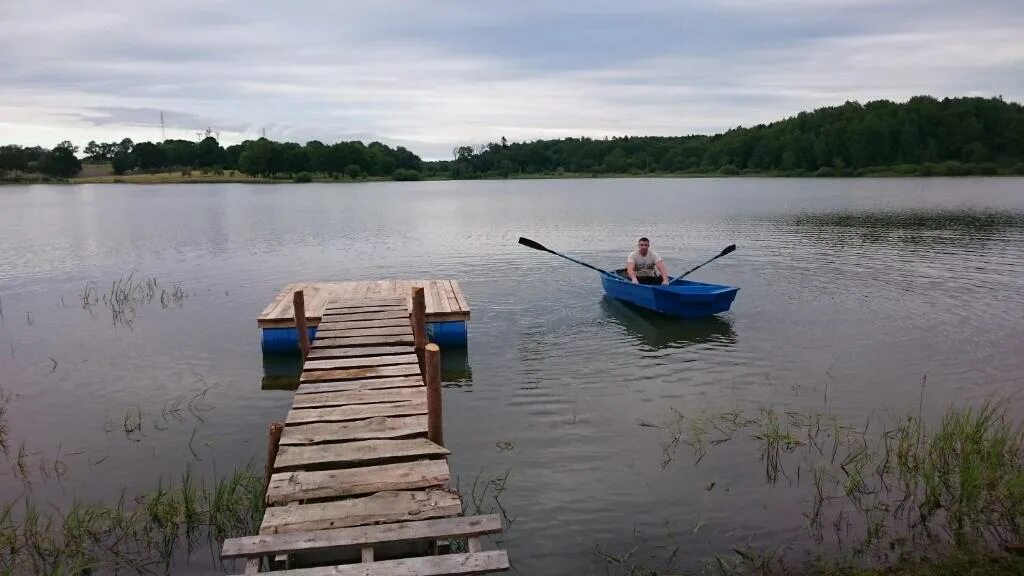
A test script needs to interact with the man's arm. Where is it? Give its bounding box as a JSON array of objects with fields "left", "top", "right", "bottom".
[
  {"left": 627, "top": 260, "right": 638, "bottom": 283},
  {"left": 656, "top": 259, "right": 669, "bottom": 285}
]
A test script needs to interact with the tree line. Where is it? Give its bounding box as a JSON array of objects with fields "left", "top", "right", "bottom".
[
  {"left": 0, "top": 137, "right": 424, "bottom": 180},
  {"left": 431, "top": 96, "right": 1024, "bottom": 177},
  {"left": 2, "top": 95, "right": 1023, "bottom": 181}
]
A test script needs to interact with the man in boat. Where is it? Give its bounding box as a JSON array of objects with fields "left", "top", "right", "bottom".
[{"left": 627, "top": 237, "right": 670, "bottom": 285}]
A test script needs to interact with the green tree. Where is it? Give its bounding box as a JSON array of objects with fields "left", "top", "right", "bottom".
[
  {"left": 37, "top": 141, "right": 82, "bottom": 178},
  {"left": 0, "top": 145, "right": 27, "bottom": 176}
]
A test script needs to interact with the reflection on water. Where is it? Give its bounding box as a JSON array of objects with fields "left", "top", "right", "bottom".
[
  {"left": 441, "top": 346, "right": 473, "bottom": 384},
  {"left": 259, "top": 345, "right": 472, "bottom": 390},
  {"left": 261, "top": 352, "right": 302, "bottom": 390},
  {"left": 599, "top": 296, "right": 737, "bottom": 350},
  {"left": 786, "top": 209, "right": 1024, "bottom": 245}
]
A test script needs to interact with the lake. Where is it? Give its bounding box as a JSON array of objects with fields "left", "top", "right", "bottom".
[{"left": 1, "top": 177, "right": 1023, "bottom": 574}]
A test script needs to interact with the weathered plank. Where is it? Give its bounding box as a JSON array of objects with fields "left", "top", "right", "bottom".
[
  {"left": 291, "top": 387, "right": 423, "bottom": 408},
  {"left": 295, "top": 376, "right": 423, "bottom": 395},
  {"left": 300, "top": 364, "right": 420, "bottom": 383},
  {"left": 265, "top": 458, "right": 448, "bottom": 504},
  {"left": 229, "top": 551, "right": 509, "bottom": 575},
  {"left": 311, "top": 334, "right": 415, "bottom": 348},
  {"left": 223, "top": 514, "right": 501, "bottom": 558},
  {"left": 325, "top": 298, "right": 405, "bottom": 308},
  {"left": 286, "top": 400, "right": 427, "bottom": 424},
  {"left": 302, "top": 355, "right": 419, "bottom": 371},
  {"left": 279, "top": 415, "right": 427, "bottom": 445},
  {"left": 305, "top": 346, "right": 415, "bottom": 360},
  {"left": 315, "top": 318, "right": 410, "bottom": 331},
  {"left": 321, "top": 310, "right": 409, "bottom": 322},
  {"left": 259, "top": 489, "right": 461, "bottom": 534},
  {"left": 431, "top": 280, "right": 451, "bottom": 314},
  {"left": 321, "top": 306, "right": 408, "bottom": 317},
  {"left": 314, "top": 326, "right": 413, "bottom": 339},
  {"left": 450, "top": 281, "right": 471, "bottom": 314},
  {"left": 274, "top": 438, "right": 449, "bottom": 470}
]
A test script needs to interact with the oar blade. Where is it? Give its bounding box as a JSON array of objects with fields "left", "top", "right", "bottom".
[
  {"left": 517, "top": 237, "right": 549, "bottom": 252},
  {"left": 719, "top": 244, "right": 736, "bottom": 257}
]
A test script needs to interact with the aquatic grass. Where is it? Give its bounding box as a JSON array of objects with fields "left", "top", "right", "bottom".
[
  {"left": 0, "top": 464, "right": 264, "bottom": 574},
  {"left": 79, "top": 274, "right": 188, "bottom": 327},
  {"left": 645, "top": 397, "right": 1024, "bottom": 575}
]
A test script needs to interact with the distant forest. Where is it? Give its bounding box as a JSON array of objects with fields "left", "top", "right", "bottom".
[{"left": 2, "top": 96, "right": 1023, "bottom": 181}]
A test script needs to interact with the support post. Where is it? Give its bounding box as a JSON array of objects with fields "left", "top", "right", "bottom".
[
  {"left": 293, "top": 290, "right": 310, "bottom": 359},
  {"left": 411, "top": 287, "right": 427, "bottom": 372},
  {"left": 425, "top": 343, "right": 443, "bottom": 446},
  {"left": 264, "top": 422, "right": 284, "bottom": 500}
]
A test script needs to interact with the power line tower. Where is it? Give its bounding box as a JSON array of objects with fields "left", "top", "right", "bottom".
[{"left": 160, "top": 112, "right": 166, "bottom": 141}]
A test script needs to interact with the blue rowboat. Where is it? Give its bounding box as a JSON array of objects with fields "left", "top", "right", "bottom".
[{"left": 600, "top": 269, "right": 739, "bottom": 317}]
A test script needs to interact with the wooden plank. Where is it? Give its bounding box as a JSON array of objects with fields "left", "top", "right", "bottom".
[
  {"left": 259, "top": 283, "right": 298, "bottom": 321},
  {"left": 260, "top": 489, "right": 462, "bottom": 534},
  {"left": 275, "top": 438, "right": 449, "bottom": 470},
  {"left": 314, "top": 326, "right": 413, "bottom": 339},
  {"left": 311, "top": 335, "right": 415, "bottom": 349},
  {"left": 323, "top": 300, "right": 403, "bottom": 310},
  {"left": 323, "top": 304, "right": 406, "bottom": 314},
  {"left": 229, "top": 551, "right": 509, "bottom": 576},
  {"left": 265, "top": 458, "right": 448, "bottom": 504},
  {"left": 307, "top": 287, "right": 332, "bottom": 318},
  {"left": 223, "top": 515, "right": 502, "bottom": 558},
  {"left": 291, "top": 387, "right": 423, "bottom": 408},
  {"left": 279, "top": 415, "right": 428, "bottom": 445},
  {"left": 296, "top": 376, "right": 423, "bottom": 395},
  {"left": 321, "top": 310, "right": 409, "bottom": 322},
  {"left": 303, "top": 354, "right": 419, "bottom": 371},
  {"left": 316, "top": 318, "right": 410, "bottom": 330},
  {"left": 306, "top": 346, "right": 415, "bottom": 360},
  {"left": 286, "top": 400, "right": 427, "bottom": 425},
  {"left": 441, "top": 280, "right": 461, "bottom": 313},
  {"left": 300, "top": 364, "right": 420, "bottom": 383},
  {"left": 430, "top": 281, "right": 451, "bottom": 314},
  {"left": 451, "top": 281, "right": 470, "bottom": 314}
]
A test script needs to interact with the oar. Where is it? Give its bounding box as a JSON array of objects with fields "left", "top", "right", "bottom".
[
  {"left": 517, "top": 237, "right": 610, "bottom": 275},
  {"left": 668, "top": 244, "right": 736, "bottom": 285}
]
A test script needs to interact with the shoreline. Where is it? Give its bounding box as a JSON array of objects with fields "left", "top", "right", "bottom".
[{"left": 1, "top": 171, "right": 1022, "bottom": 186}]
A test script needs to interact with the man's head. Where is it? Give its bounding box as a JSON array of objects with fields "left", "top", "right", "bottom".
[{"left": 637, "top": 237, "right": 650, "bottom": 256}]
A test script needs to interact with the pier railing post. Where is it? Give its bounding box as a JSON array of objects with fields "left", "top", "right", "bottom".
[
  {"left": 264, "top": 421, "right": 284, "bottom": 500},
  {"left": 293, "top": 290, "right": 311, "bottom": 359},
  {"left": 425, "top": 343, "right": 443, "bottom": 447},
  {"left": 411, "top": 287, "right": 427, "bottom": 372}
]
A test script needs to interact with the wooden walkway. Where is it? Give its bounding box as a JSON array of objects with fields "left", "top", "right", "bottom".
[
  {"left": 223, "top": 293, "right": 508, "bottom": 575},
  {"left": 258, "top": 281, "right": 471, "bottom": 328}
]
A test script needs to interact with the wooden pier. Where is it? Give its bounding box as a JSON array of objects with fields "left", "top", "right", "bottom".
[
  {"left": 258, "top": 281, "right": 471, "bottom": 351},
  {"left": 224, "top": 288, "right": 508, "bottom": 575}
]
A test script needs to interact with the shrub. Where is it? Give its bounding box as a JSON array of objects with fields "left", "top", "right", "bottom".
[
  {"left": 293, "top": 172, "right": 313, "bottom": 183},
  {"left": 392, "top": 169, "right": 422, "bottom": 181}
]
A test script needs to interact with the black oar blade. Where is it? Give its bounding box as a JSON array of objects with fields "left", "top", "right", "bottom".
[
  {"left": 518, "top": 237, "right": 549, "bottom": 252},
  {"left": 719, "top": 244, "right": 736, "bottom": 257}
]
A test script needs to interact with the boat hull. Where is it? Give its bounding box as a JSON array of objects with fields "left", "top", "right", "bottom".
[{"left": 599, "top": 270, "right": 739, "bottom": 317}]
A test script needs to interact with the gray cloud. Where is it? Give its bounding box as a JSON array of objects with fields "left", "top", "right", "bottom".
[{"left": 0, "top": 0, "right": 1021, "bottom": 159}]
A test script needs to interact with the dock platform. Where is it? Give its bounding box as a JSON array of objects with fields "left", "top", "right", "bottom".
[
  {"left": 259, "top": 281, "right": 471, "bottom": 351},
  {"left": 225, "top": 292, "right": 508, "bottom": 575}
]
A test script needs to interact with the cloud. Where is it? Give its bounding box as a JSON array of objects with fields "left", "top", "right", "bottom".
[{"left": 0, "top": 0, "right": 1021, "bottom": 159}]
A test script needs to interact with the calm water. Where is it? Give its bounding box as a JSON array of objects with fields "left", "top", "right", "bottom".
[{"left": 1, "top": 178, "right": 1023, "bottom": 574}]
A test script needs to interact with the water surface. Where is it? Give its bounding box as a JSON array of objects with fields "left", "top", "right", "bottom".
[{"left": 1, "top": 178, "right": 1023, "bottom": 574}]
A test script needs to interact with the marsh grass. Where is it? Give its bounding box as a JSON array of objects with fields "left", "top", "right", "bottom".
[
  {"left": 641, "top": 398, "right": 1024, "bottom": 575},
  {"left": 0, "top": 464, "right": 263, "bottom": 575},
  {"left": 80, "top": 274, "right": 187, "bottom": 327}
]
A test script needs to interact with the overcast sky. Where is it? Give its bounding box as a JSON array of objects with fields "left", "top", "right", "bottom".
[{"left": 1, "top": 1, "right": 1022, "bottom": 159}]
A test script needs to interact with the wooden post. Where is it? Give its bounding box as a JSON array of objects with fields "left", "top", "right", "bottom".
[
  {"left": 425, "top": 343, "right": 443, "bottom": 447},
  {"left": 293, "top": 290, "right": 310, "bottom": 359},
  {"left": 263, "top": 422, "right": 284, "bottom": 500},
  {"left": 411, "top": 287, "right": 427, "bottom": 372}
]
